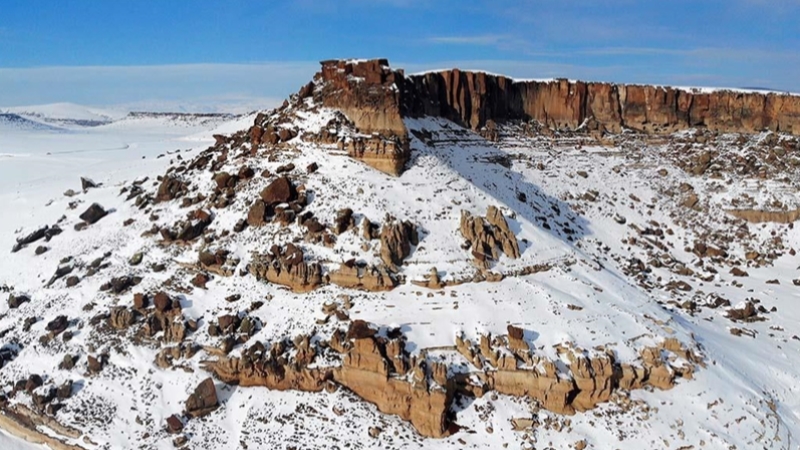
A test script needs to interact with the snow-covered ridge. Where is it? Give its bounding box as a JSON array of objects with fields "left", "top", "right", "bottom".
[{"left": 0, "top": 75, "right": 799, "bottom": 449}]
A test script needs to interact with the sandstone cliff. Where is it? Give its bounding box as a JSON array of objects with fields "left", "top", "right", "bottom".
[{"left": 302, "top": 60, "right": 800, "bottom": 176}]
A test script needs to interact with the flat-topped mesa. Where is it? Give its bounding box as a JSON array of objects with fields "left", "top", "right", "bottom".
[
  {"left": 311, "top": 59, "right": 800, "bottom": 151},
  {"left": 403, "top": 67, "right": 800, "bottom": 135}
]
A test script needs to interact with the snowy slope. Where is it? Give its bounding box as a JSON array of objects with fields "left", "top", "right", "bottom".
[{"left": 0, "top": 97, "right": 798, "bottom": 450}]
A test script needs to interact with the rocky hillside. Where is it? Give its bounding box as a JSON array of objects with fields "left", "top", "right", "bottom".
[{"left": 1, "top": 59, "right": 799, "bottom": 449}]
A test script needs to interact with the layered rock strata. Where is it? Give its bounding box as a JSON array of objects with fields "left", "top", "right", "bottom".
[
  {"left": 202, "top": 321, "right": 697, "bottom": 439},
  {"left": 291, "top": 59, "right": 800, "bottom": 176}
]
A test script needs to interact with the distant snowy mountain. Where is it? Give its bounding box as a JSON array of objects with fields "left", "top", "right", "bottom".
[
  {"left": 0, "top": 113, "right": 64, "bottom": 132},
  {"left": 4, "top": 103, "right": 124, "bottom": 128},
  {"left": 1, "top": 102, "right": 253, "bottom": 131}
]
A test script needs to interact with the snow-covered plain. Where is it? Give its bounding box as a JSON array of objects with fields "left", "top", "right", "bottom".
[{"left": 0, "top": 101, "right": 798, "bottom": 449}]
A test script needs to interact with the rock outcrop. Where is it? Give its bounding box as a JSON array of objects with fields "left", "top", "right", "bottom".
[
  {"left": 379, "top": 219, "right": 418, "bottom": 271},
  {"left": 402, "top": 66, "right": 800, "bottom": 135},
  {"left": 313, "top": 59, "right": 411, "bottom": 176},
  {"left": 456, "top": 330, "right": 696, "bottom": 416},
  {"left": 201, "top": 320, "right": 696, "bottom": 439},
  {"left": 185, "top": 378, "right": 219, "bottom": 418},
  {"left": 328, "top": 260, "right": 396, "bottom": 291},
  {"left": 248, "top": 244, "right": 323, "bottom": 292},
  {"left": 460, "top": 206, "right": 520, "bottom": 268},
  {"left": 303, "top": 60, "right": 800, "bottom": 178}
]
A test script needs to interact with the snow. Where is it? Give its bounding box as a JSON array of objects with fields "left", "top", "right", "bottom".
[
  {"left": 0, "top": 430, "right": 46, "bottom": 450},
  {"left": 4, "top": 103, "right": 126, "bottom": 122},
  {"left": 0, "top": 102, "right": 798, "bottom": 449}
]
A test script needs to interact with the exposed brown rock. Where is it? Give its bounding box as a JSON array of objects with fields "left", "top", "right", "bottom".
[
  {"left": 314, "top": 60, "right": 410, "bottom": 175},
  {"left": 411, "top": 267, "right": 444, "bottom": 289},
  {"left": 156, "top": 177, "right": 188, "bottom": 203},
  {"left": 166, "top": 415, "right": 184, "bottom": 434},
  {"left": 328, "top": 260, "right": 396, "bottom": 291},
  {"left": 726, "top": 208, "right": 800, "bottom": 223},
  {"left": 248, "top": 244, "right": 323, "bottom": 292},
  {"left": 185, "top": 378, "right": 219, "bottom": 418},
  {"left": 246, "top": 200, "right": 268, "bottom": 227},
  {"left": 460, "top": 206, "right": 520, "bottom": 268},
  {"left": 333, "top": 208, "right": 355, "bottom": 235},
  {"left": 379, "top": 219, "right": 418, "bottom": 270},
  {"left": 108, "top": 307, "right": 135, "bottom": 330},
  {"left": 260, "top": 176, "right": 296, "bottom": 206}
]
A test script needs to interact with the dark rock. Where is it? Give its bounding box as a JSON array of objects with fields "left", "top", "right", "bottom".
[
  {"left": 217, "top": 314, "right": 238, "bottom": 332},
  {"left": 100, "top": 276, "right": 138, "bottom": 294},
  {"left": 87, "top": 354, "right": 106, "bottom": 373},
  {"left": 260, "top": 176, "right": 296, "bottom": 205},
  {"left": 81, "top": 177, "right": 98, "bottom": 191},
  {"left": 24, "top": 374, "right": 43, "bottom": 393},
  {"left": 56, "top": 380, "right": 73, "bottom": 400},
  {"left": 233, "top": 219, "right": 247, "bottom": 233},
  {"left": 238, "top": 166, "right": 255, "bottom": 179},
  {"left": 303, "top": 217, "right": 325, "bottom": 234},
  {"left": 306, "top": 162, "right": 319, "bottom": 174},
  {"left": 59, "top": 354, "right": 77, "bottom": 370},
  {"left": 109, "top": 307, "right": 135, "bottom": 329},
  {"left": 79, "top": 203, "right": 109, "bottom": 224},
  {"left": 8, "top": 294, "right": 31, "bottom": 309},
  {"left": 191, "top": 273, "right": 210, "bottom": 289},
  {"left": 22, "top": 317, "right": 37, "bottom": 332},
  {"left": 154, "top": 292, "right": 172, "bottom": 312},
  {"left": 185, "top": 378, "right": 219, "bottom": 418},
  {"left": 247, "top": 200, "right": 268, "bottom": 227},
  {"left": 32, "top": 388, "right": 56, "bottom": 407},
  {"left": 129, "top": 252, "right": 144, "bottom": 266},
  {"left": 347, "top": 320, "right": 376, "bottom": 340},
  {"left": 213, "top": 172, "right": 236, "bottom": 190},
  {"left": 333, "top": 208, "right": 355, "bottom": 235},
  {"left": 727, "top": 301, "right": 759, "bottom": 321},
  {"left": 156, "top": 177, "right": 188, "bottom": 203},
  {"left": 12, "top": 226, "right": 49, "bottom": 253},
  {"left": 46, "top": 315, "right": 68, "bottom": 335},
  {"left": 166, "top": 414, "right": 184, "bottom": 434},
  {"left": 730, "top": 267, "right": 749, "bottom": 277},
  {"left": 133, "top": 293, "right": 149, "bottom": 309},
  {"left": 65, "top": 276, "right": 80, "bottom": 287}
]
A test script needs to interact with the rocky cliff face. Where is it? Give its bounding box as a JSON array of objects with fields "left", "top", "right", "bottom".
[
  {"left": 401, "top": 66, "right": 800, "bottom": 135},
  {"left": 306, "top": 60, "right": 800, "bottom": 172}
]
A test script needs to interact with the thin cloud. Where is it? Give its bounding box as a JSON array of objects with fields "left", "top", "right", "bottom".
[
  {"left": 0, "top": 62, "right": 319, "bottom": 109},
  {"left": 427, "top": 35, "right": 508, "bottom": 45}
]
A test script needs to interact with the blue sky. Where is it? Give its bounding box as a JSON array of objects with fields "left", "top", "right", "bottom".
[{"left": 1, "top": 0, "right": 798, "bottom": 109}]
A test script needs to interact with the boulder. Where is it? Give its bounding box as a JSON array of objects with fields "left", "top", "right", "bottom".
[
  {"left": 260, "top": 176, "right": 296, "bottom": 206},
  {"left": 333, "top": 208, "right": 355, "bottom": 235},
  {"left": 79, "top": 203, "right": 108, "bottom": 224},
  {"left": 379, "top": 219, "right": 418, "bottom": 270},
  {"left": 80, "top": 177, "right": 98, "bottom": 191},
  {"left": 7, "top": 294, "right": 30, "bottom": 309},
  {"left": 185, "top": 378, "right": 219, "bottom": 418},
  {"left": 247, "top": 200, "right": 268, "bottom": 227},
  {"left": 154, "top": 292, "right": 172, "bottom": 312}
]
